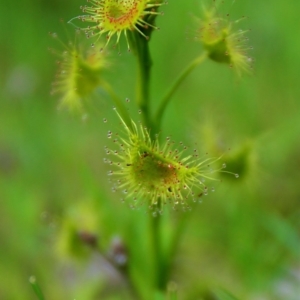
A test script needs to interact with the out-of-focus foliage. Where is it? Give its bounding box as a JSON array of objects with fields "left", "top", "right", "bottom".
[{"left": 0, "top": 0, "right": 299, "bottom": 299}]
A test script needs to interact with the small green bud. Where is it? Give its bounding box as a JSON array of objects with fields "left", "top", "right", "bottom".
[
  {"left": 73, "top": 53, "right": 106, "bottom": 98},
  {"left": 203, "top": 28, "right": 231, "bottom": 64},
  {"left": 50, "top": 31, "right": 109, "bottom": 112},
  {"left": 195, "top": 2, "right": 253, "bottom": 75}
]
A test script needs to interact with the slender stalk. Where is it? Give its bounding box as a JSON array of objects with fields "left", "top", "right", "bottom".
[
  {"left": 134, "top": 33, "right": 154, "bottom": 131},
  {"left": 150, "top": 212, "right": 192, "bottom": 292},
  {"left": 152, "top": 210, "right": 193, "bottom": 293},
  {"left": 150, "top": 212, "right": 165, "bottom": 291},
  {"left": 155, "top": 53, "right": 207, "bottom": 130},
  {"left": 164, "top": 211, "right": 192, "bottom": 282}
]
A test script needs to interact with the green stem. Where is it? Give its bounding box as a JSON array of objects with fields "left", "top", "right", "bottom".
[
  {"left": 166, "top": 211, "right": 191, "bottom": 276},
  {"left": 150, "top": 213, "right": 165, "bottom": 291},
  {"left": 150, "top": 210, "right": 192, "bottom": 293},
  {"left": 155, "top": 53, "right": 207, "bottom": 130},
  {"left": 153, "top": 212, "right": 191, "bottom": 295},
  {"left": 134, "top": 33, "right": 154, "bottom": 131}
]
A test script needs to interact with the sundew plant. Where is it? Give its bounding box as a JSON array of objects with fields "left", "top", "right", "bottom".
[{"left": 34, "top": 0, "right": 258, "bottom": 299}]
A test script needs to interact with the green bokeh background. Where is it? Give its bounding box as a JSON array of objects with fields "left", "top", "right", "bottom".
[{"left": 1, "top": 0, "right": 299, "bottom": 299}]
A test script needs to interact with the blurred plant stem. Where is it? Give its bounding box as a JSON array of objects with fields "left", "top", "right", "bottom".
[
  {"left": 150, "top": 210, "right": 192, "bottom": 295},
  {"left": 165, "top": 210, "right": 192, "bottom": 283},
  {"left": 150, "top": 212, "right": 166, "bottom": 291},
  {"left": 156, "top": 53, "right": 207, "bottom": 129}
]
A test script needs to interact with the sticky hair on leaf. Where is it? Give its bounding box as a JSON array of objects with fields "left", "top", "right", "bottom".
[
  {"left": 195, "top": 0, "right": 253, "bottom": 75},
  {"left": 104, "top": 109, "right": 236, "bottom": 212},
  {"left": 49, "top": 30, "right": 109, "bottom": 112},
  {"left": 69, "top": 0, "right": 166, "bottom": 49}
]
